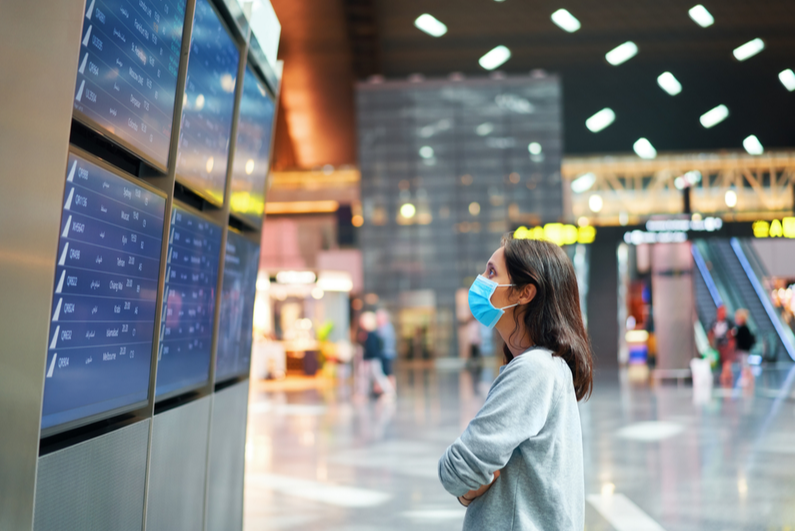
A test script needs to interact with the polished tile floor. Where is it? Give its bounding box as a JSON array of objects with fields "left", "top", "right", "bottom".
[{"left": 243, "top": 360, "right": 795, "bottom": 531}]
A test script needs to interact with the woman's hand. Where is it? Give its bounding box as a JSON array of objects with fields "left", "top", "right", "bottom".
[{"left": 457, "top": 470, "right": 501, "bottom": 507}]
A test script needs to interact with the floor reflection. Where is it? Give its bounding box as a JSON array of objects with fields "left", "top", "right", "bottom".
[{"left": 244, "top": 360, "right": 795, "bottom": 531}]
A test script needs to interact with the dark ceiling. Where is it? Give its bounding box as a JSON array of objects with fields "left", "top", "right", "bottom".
[{"left": 273, "top": 0, "right": 795, "bottom": 168}]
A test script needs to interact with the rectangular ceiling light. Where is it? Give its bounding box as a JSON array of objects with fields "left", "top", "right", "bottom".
[
  {"left": 551, "top": 9, "right": 581, "bottom": 33},
  {"left": 414, "top": 14, "right": 447, "bottom": 37},
  {"left": 633, "top": 138, "right": 657, "bottom": 159},
  {"left": 700, "top": 104, "right": 729, "bottom": 128},
  {"left": 779, "top": 69, "right": 795, "bottom": 91},
  {"left": 688, "top": 5, "right": 714, "bottom": 27},
  {"left": 733, "top": 38, "right": 764, "bottom": 61},
  {"left": 571, "top": 173, "right": 596, "bottom": 193},
  {"left": 585, "top": 108, "right": 616, "bottom": 133},
  {"left": 743, "top": 135, "right": 764, "bottom": 155},
  {"left": 657, "top": 72, "right": 682, "bottom": 95},
  {"left": 479, "top": 45, "right": 511, "bottom": 70},
  {"left": 605, "top": 41, "right": 638, "bottom": 66}
]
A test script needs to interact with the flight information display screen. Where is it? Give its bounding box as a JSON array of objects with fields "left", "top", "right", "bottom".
[
  {"left": 175, "top": 0, "right": 240, "bottom": 205},
  {"left": 42, "top": 151, "right": 166, "bottom": 435},
  {"left": 155, "top": 205, "right": 221, "bottom": 398},
  {"left": 229, "top": 66, "right": 275, "bottom": 228},
  {"left": 72, "top": 0, "right": 188, "bottom": 169},
  {"left": 215, "top": 231, "right": 260, "bottom": 382}
]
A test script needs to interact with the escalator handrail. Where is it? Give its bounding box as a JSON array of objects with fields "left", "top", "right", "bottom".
[
  {"left": 691, "top": 244, "right": 723, "bottom": 307},
  {"left": 730, "top": 237, "right": 795, "bottom": 362}
]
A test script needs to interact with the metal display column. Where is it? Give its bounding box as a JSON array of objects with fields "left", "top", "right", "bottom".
[{"left": 0, "top": 0, "right": 86, "bottom": 528}]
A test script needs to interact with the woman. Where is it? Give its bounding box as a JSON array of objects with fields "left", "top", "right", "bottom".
[{"left": 438, "top": 235, "right": 593, "bottom": 530}]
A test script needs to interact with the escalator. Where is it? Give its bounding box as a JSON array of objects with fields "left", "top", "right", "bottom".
[{"left": 693, "top": 238, "right": 795, "bottom": 362}]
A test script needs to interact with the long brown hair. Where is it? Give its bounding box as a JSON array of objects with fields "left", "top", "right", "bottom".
[{"left": 500, "top": 234, "right": 594, "bottom": 401}]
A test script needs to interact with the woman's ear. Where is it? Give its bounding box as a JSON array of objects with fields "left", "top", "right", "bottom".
[{"left": 518, "top": 284, "right": 537, "bottom": 305}]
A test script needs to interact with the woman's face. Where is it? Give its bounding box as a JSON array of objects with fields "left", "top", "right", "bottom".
[{"left": 482, "top": 246, "right": 515, "bottom": 309}]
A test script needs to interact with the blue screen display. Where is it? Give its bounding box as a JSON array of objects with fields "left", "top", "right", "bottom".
[
  {"left": 155, "top": 205, "right": 221, "bottom": 398},
  {"left": 42, "top": 152, "right": 166, "bottom": 434},
  {"left": 215, "top": 231, "right": 260, "bottom": 382},
  {"left": 72, "top": 0, "right": 187, "bottom": 169},
  {"left": 229, "top": 66, "right": 275, "bottom": 227},
  {"left": 175, "top": 0, "right": 239, "bottom": 205}
]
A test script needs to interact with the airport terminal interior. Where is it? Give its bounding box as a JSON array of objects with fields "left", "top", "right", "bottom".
[{"left": 1, "top": 0, "right": 795, "bottom": 530}]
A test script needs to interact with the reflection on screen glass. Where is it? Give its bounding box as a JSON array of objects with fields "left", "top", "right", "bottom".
[
  {"left": 229, "top": 66, "right": 275, "bottom": 227},
  {"left": 215, "top": 231, "right": 260, "bottom": 382},
  {"left": 175, "top": 0, "right": 239, "bottom": 205},
  {"left": 155, "top": 205, "right": 221, "bottom": 398},
  {"left": 42, "top": 152, "right": 166, "bottom": 434},
  {"left": 72, "top": 0, "right": 187, "bottom": 168}
]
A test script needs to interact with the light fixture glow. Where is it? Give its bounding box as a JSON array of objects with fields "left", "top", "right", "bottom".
[
  {"left": 245, "top": 159, "right": 255, "bottom": 175},
  {"left": 585, "top": 108, "right": 616, "bottom": 133},
  {"left": 528, "top": 142, "right": 542, "bottom": 155},
  {"left": 605, "top": 41, "right": 638, "bottom": 66},
  {"left": 779, "top": 69, "right": 795, "bottom": 92},
  {"left": 743, "top": 135, "right": 764, "bottom": 155},
  {"left": 725, "top": 189, "right": 738, "bottom": 208},
  {"left": 414, "top": 14, "right": 447, "bottom": 37},
  {"left": 476, "top": 122, "right": 494, "bottom": 136},
  {"left": 588, "top": 194, "right": 603, "bottom": 213},
  {"left": 400, "top": 203, "right": 416, "bottom": 218},
  {"left": 469, "top": 202, "right": 481, "bottom": 215},
  {"left": 419, "top": 146, "right": 434, "bottom": 159},
  {"left": 688, "top": 5, "right": 714, "bottom": 27},
  {"left": 479, "top": 45, "right": 511, "bottom": 71},
  {"left": 551, "top": 9, "right": 581, "bottom": 33},
  {"left": 195, "top": 94, "right": 205, "bottom": 110},
  {"left": 700, "top": 104, "right": 729, "bottom": 128},
  {"left": 205, "top": 156, "right": 214, "bottom": 173},
  {"left": 657, "top": 72, "right": 682, "bottom": 95},
  {"left": 633, "top": 138, "right": 657, "bottom": 159},
  {"left": 733, "top": 38, "right": 764, "bottom": 61},
  {"left": 571, "top": 173, "right": 596, "bottom": 194}
]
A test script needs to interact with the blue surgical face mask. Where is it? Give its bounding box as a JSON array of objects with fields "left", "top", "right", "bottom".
[{"left": 468, "top": 275, "right": 517, "bottom": 329}]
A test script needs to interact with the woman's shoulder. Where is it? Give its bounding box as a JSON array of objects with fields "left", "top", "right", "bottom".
[{"left": 509, "top": 348, "right": 572, "bottom": 382}]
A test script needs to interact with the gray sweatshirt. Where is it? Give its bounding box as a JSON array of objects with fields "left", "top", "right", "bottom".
[{"left": 438, "top": 348, "right": 584, "bottom": 530}]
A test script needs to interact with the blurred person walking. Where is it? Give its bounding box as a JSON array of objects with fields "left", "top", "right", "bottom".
[
  {"left": 467, "top": 317, "right": 482, "bottom": 362},
  {"left": 376, "top": 309, "right": 397, "bottom": 391},
  {"left": 359, "top": 311, "right": 394, "bottom": 398},
  {"left": 438, "top": 235, "right": 593, "bottom": 531},
  {"left": 734, "top": 309, "right": 756, "bottom": 389},
  {"left": 708, "top": 305, "right": 735, "bottom": 388}
]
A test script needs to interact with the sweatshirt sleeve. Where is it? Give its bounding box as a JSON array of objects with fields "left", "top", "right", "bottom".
[{"left": 438, "top": 356, "right": 560, "bottom": 497}]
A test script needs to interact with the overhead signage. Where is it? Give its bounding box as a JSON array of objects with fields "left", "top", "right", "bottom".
[
  {"left": 513, "top": 223, "right": 596, "bottom": 246},
  {"left": 752, "top": 218, "right": 795, "bottom": 239},
  {"left": 645, "top": 217, "right": 722, "bottom": 232},
  {"left": 624, "top": 230, "right": 688, "bottom": 245}
]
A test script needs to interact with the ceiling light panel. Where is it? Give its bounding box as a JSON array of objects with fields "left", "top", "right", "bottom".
[
  {"left": 633, "top": 138, "right": 657, "bottom": 159},
  {"left": 605, "top": 41, "right": 638, "bottom": 66},
  {"left": 688, "top": 5, "right": 714, "bottom": 27},
  {"left": 733, "top": 38, "right": 764, "bottom": 61},
  {"left": 571, "top": 173, "right": 596, "bottom": 193},
  {"left": 585, "top": 108, "right": 616, "bottom": 133},
  {"left": 414, "top": 14, "right": 447, "bottom": 37},
  {"left": 743, "top": 135, "right": 764, "bottom": 155},
  {"left": 551, "top": 9, "right": 581, "bottom": 33},
  {"left": 479, "top": 45, "right": 511, "bottom": 70},
  {"left": 779, "top": 69, "right": 795, "bottom": 92},
  {"left": 657, "top": 72, "right": 682, "bottom": 96},
  {"left": 699, "top": 104, "right": 729, "bottom": 128}
]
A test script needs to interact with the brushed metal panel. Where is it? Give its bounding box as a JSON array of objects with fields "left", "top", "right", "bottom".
[
  {"left": 0, "top": 0, "right": 87, "bottom": 528},
  {"left": 146, "top": 397, "right": 211, "bottom": 531},
  {"left": 206, "top": 381, "right": 250, "bottom": 531},
  {"left": 34, "top": 420, "right": 150, "bottom": 531}
]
